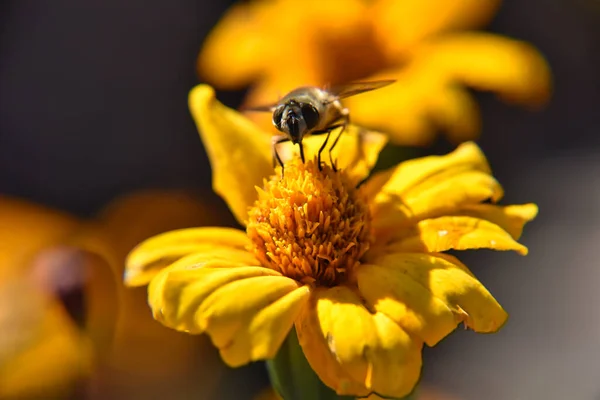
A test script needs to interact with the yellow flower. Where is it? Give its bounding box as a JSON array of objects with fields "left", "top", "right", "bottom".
[
  {"left": 125, "top": 85, "right": 537, "bottom": 398},
  {"left": 198, "top": 0, "right": 551, "bottom": 145},
  {"left": 0, "top": 197, "right": 93, "bottom": 399},
  {"left": 0, "top": 192, "right": 234, "bottom": 399}
]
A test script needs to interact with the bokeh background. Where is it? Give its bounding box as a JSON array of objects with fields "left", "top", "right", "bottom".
[{"left": 1, "top": 0, "right": 599, "bottom": 399}]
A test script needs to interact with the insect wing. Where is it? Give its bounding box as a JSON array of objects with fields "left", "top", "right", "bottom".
[{"left": 327, "top": 79, "right": 396, "bottom": 100}]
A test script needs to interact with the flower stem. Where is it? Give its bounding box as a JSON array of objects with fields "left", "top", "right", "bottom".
[
  {"left": 266, "top": 327, "right": 354, "bottom": 400},
  {"left": 266, "top": 327, "right": 419, "bottom": 400}
]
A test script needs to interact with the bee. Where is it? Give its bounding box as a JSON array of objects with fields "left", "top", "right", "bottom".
[{"left": 245, "top": 79, "right": 396, "bottom": 176}]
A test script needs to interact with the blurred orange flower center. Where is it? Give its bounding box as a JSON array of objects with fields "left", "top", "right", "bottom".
[
  {"left": 246, "top": 158, "right": 371, "bottom": 287},
  {"left": 313, "top": 22, "right": 394, "bottom": 85}
]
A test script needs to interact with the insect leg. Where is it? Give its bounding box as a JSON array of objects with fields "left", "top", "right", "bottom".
[
  {"left": 298, "top": 142, "right": 305, "bottom": 163},
  {"left": 272, "top": 135, "right": 290, "bottom": 179},
  {"left": 317, "top": 129, "right": 333, "bottom": 170},
  {"left": 328, "top": 116, "right": 349, "bottom": 171}
]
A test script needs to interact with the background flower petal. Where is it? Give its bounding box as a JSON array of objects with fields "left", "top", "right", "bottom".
[
  {"left": 198, "top": 2, "right": 272, "bottom": 89},
  {"left": 125, "top": 227, "right": 253, "bottom": 286},
  {"left": 382, "top": 215, "right": 530, "bottom": 255},
  {"left": 0, "top": 196, "right": 79, "bottom": 281},
  {"left": 346, "top": 32, "right": 550, "bottom": 145},
  {"left": 416, "top": 33, "right": 552, "bottom": 106},
  {"left": 296, "top": 286, "right": 423, "bottom": 398},
  {"left": 367, "top": 252, "right": 508, "bottom": 334},
  {"left": 345, "top": 68, "right": 481, "bottom": 145},
  {"left": 189, "top": 85, "right": 273, "bottom": 225},
  {"left": 373, "top": 0, "right": 501, "bottom": 59}
]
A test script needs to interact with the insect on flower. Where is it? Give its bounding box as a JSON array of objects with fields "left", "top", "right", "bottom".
[{"left": 245, "top": 80, "right": 395, "bottom": 176}]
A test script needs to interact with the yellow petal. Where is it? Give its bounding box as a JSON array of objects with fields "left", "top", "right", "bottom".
[
  {"left": 425, "top": 85, "right": 481, "bottom": 143},
  {"left": 199, "top": 0, "right": 373, "bottom": 91},
  {"left": 125, "top": 227, "right": 253, "bottom": 286},
  {"left": 97, "top": 189, "right": 235, "bottom": 257},
  {"left": 417, "top": 33, "right": 552, "bottom": 106},
  {"left": 364, "top": 142, "right": 502, "bottom": 236},
  {"left": 198, "top": 2, "right": 272, "bottom": 88},
  {"left": 355, "top": 263, "right": 458, "bottom": 346},
  {"left": 189, "top": 85, "right": 273, "bottom": 225},
  {"left": 345, "top": 67, "right": 482, "bottom": 145},
  {"left": 347, "top": 32, "right": 550, "bottom": 145},
  {"left": 148, "top": 259, "right": 282, "bottom": 330},
  {"left": 363, "top": 141, "right": 490, "bottom": 199},
  {"left": 454, "top": 203, "right": 539, "bottom": 239},
  {"left": 365, "top": 252, "right": 507, "bottom": 335},
  {"left": 216, "top": 284, "right": 310, "bottom": 367},
  {"left": 148, "top": 259, "right": 308, "bottom": 366},
  {"left": 296, "top": 286, "right": 423, "bottom": 398},
  {"left": 384, "top": 216, "right": 530, "bottom": 255},
  {"left": 373, "top": 0, "right": 501, "bottom": 59}
]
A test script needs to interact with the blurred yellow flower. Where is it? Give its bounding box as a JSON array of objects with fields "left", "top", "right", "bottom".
[
  {"left": 0, "top": 197, "right": 94, "bottom": 399},
  {"left": 70, "top": 190, "right": 232, "bottom": 399},
  {"left": 198, "top": 0, "right": 551, "bottom": 145},
  {"left": 0, "top": 191, "right": 235, "bottom": 399},
  {"left": 125, "top": 86, "right": 537, "bottom": 398}
]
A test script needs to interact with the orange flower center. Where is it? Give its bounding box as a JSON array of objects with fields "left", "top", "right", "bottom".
[{"left": 246, "top": 159, "right": 371, "bottom": 287}]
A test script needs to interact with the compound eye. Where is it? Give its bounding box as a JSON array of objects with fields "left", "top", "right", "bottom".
[
  {"left": 272, "top": 106, "right": 285, "bottom": 130},
  {"left": 300, "top": 104, "right": 319, "bottom": 129}
]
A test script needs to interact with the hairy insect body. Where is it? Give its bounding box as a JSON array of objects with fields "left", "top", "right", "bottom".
[{"left": 246, "top": 80, "right": 396, "bottom": 176}]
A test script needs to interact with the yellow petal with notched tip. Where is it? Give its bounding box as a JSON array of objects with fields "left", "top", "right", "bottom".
[
  {"left": 149, "top": 260, "right": 275, "bottom": 332},
  {"left": 364, "top": 252, "right": 507, "bottom": 335},
  {"left": 355, "top": 263, "right": 458, "bottom": 346},
  {"left": 382, "top": 215, "right": 530, "bottom": 255},
  {"left": 373, "top": 170, "right": 502, "bottom": 230},
  {"left": 125, "top": 227, "right": 252, "bottom": 286},
  {"left": 363, "top": 141, "right": 490, "bottom": 199},
  {"left": 199, "top": 276, "right": 301, "bottom": 345},
  {"left": 296, "top": 286, "right": 423, "bottom": 398},
  {"left": 454, "top": 203, "right": 539, "bottom": 240},
  {"left": 148, "top": 259, "right": 308, "bottom": 366},
  {"left": 189, "top": 85, "right": 273, "bottom": 225},
  {"left": 365, "top": 143, "right": 503, "bottom": 238},
  {"left": 216, "top": 284, "right": 310, "bottom": 367}
]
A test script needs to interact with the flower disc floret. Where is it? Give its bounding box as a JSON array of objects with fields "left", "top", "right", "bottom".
[{"left": 247, "top": 159, "right": 371, "bottom": 286}]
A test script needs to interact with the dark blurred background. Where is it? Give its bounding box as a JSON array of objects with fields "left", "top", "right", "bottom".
[{"left": 1, "top": 0, "right": 599, "bottom": 399}]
